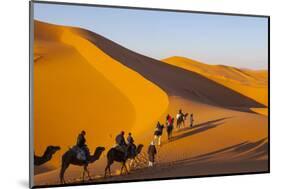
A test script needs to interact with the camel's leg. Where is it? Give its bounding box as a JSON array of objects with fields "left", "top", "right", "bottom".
[
  {"left": 82, "top": 168, "right": 85, "bottom": 182},
  {"left": 60, "top": 162, "right": 69, "bottom": 184},
  {"left": 104, "top": 164, "right": 109, "bottom": 177},
  {"left": 123, "top": 162, "right": 129, "bottom": 174},
  {"left": 120, "top": 163, "right": 124, "bottom": 175},
  {"left": 84, "top": 165, "right": 91, "bottom": 181},
  {"left": 108, "top": 164, "right": 111, "bottom": 177},
  {"left": 104, "top": 160, "right": 113, "bottom": 177}
]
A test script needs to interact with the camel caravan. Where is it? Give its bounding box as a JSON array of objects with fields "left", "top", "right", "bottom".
[{"left": 34, "top": 109, "right": 193, "bottom": 183}]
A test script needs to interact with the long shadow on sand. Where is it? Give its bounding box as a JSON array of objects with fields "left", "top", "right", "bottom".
[
  {"left": 169, "top": 117, "right": 230, "bottom": 142},
  {"left": 176, "top": 117, "right": 232, "bottom": 133},
  {"left": 88, "top": 138, "right": 268, "bottom": 183},
  {"left": 171, "top": 137, "right": 268, "bottom": 166}
]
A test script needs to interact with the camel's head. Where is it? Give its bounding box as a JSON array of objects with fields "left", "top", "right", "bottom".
[
  {"left": 47, "top": 145, "right": 61, "bottom": 155},
  {"left": 93, "top": 146, "right": 106, "bottom": 156},
  {"left": 91, "top": 147, "right": 105, "bottom": 161},
  {"left": 96, "top": 146, "right": 106, "bottom": 153}
]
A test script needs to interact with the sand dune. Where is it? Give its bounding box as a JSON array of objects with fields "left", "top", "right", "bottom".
[
  {"left": 162, "top": 56, "right": 268, "bottom": 108},
  {"left": 74, "top": 29, "right": 265, "bottom": 112},
  {"left": 34, "top": 20, "right": 168, "bottom": 172},
  {"left": 33, "top": 21, "right": 268, "bottom": 187}
]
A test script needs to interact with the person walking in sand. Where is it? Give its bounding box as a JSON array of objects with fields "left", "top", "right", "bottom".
[
  {"left": 190, "top": 113, "right": 194, "bottom": 127},
  {"left": 154, "top": 121, "right": 164, "bottom": 146},
  {"left": 166, "top": 114, "right": 174, "bottom": 140},
  {"left": 166, "top": 114, "right": 173, "bottom": 127},
  {"left": 148, "top": 141, "right": 157, "bottom": 167}
]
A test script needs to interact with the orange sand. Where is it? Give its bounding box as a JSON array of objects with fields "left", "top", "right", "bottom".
[
  {"left": 33, "top": 21, "right": 268, "bottom": 186},
  {"left": 162, "top": 56, "right": 268, "bottom": 108},
  {"left": 34, "top": 21, "right": 168, "bottom": 170},
  {"left": 34, "top": 96, "right": 268, "bottom": 186}
]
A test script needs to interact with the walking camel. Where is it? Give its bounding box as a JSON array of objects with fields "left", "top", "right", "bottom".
[
  {"left": 104, "top": 144, "right": 144, "bottom": 177},
  {"left": 60, "top": 146, "right": 105, "bottom": 184},
  {"left": 34, "top": 146, "right": 61, "bottom": 166}
]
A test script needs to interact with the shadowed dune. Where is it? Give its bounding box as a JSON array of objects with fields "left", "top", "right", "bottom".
[
  {"left": 163, "top": 56, "right": 268, "bottom": 108},
  {"left": 73, "top": 29, "right": 265, "bottom": 111},
  {"left": 34, "top": 20, "right": 168, "bottom": 170},
  {"left": 33, "top": 21, "right": 268, "bottom": 186}
]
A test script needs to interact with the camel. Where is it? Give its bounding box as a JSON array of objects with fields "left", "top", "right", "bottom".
[
  {"left": 60, "top": 146, "right": 105, "bottom": 184},
  {"left": 104, "top": 144, "right": 144, "bottom": 177},
  {"left": 34, "top": 146, "right": 61, "bottom": 166},
  {"left": 176, "top": 113, "right": 188, "bottom": 128}
]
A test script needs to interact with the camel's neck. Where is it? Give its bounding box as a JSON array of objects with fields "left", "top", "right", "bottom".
[
  {"left": 89, "top": 150, "right": 103, "bottom": 163},
  {"left": 34, "top": 150, "right": 53, "bottom": 165},
  {"left": 42, "top": 150, "right": 53, "bottom": 161}
]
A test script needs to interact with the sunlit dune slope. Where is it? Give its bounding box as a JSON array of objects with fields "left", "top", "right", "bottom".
[
  {"left": 33, "top": 21, "right": 268, "bottom": 186},
  {"left": 73, "top": 29, "right": 265, "bottom": 111},
  {"left": 162, "top": 56, "right": 268, "bottom": 107},
  {"left": 34, "top": 21, "right": 168, "bottom": 170},
  {"left": 34, "top": 21, "right": 135, "bottom": 168}
]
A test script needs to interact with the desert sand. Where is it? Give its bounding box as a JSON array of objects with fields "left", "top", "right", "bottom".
[
  {"left": 163, "top": 56, "right": 268, "bottom": 115},
  {"left": 33, "top": 21, "right": 268, "bottom": 187}
]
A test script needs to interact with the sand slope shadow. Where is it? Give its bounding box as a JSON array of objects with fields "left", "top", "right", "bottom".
[
  {"left": 81, "top": 138, "right": 268, "bottom": 183},
  {"left": 171, "top": 137, "right": 268, "bottom": 166},
  {"left": 169, "top": 117, "right": 230, "bottom": 142},
  {"left": 73, "top": 28, "right": 265, "bottom": 112}
]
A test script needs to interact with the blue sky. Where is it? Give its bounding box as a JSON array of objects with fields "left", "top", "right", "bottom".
[{"left": 34, "top": 3, "right": 268, "bottom": 70}]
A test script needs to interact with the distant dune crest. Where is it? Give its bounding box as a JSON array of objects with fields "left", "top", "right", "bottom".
[
  {"left": 33, "top": 20, "right": 268, "bottom": 186},
  {"left": 163, "top": 56, "right": 268, "bottom": 111}
]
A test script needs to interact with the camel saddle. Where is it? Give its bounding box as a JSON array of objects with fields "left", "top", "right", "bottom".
[{"left": 71, "top": 146, "right": 87, "bottom": 161}]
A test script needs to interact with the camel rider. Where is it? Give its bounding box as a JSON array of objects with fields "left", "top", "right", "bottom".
[
  {"left": 76, "top": 130, "right": 90, "bottom": 161},
  {"left": 115, "top": 131, "right": 128, "bottom": 158},
  {"left": 127, "top": 132, "right": 136, "bottom": 155},
  {"left": 176, "top": 109, "right": 184, "bottom": 120}
]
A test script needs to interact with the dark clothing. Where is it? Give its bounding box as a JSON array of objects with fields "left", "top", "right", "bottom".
[
  {"left": 179, "top": 113, "right": 185, "bottom": 121},
  {"left": 76, "top": 134, "right": 86, "bottom": 148},
  {"left": 127, "top": 135, "right": 135, "bottom": 155},
  {"left": 76, "top": 134, "right": 89, "bottom": 161},
  {"left": 127, "top": 135, "right": 134, "bottom": 144},
  {"left": 115, "top": 134, "right": 126, "bottom": 146},
  {"left": 148, "top": 144, "right": 157, "bottom": 162},
  {"left": 154, "top": 124, "right": 164, "bottom": 136},
  {"left": 115, "top": 134, "right": 127, "bottom": 159}
]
